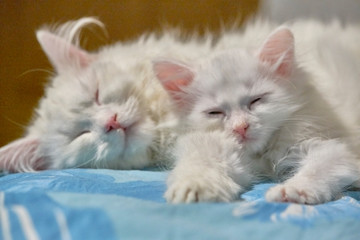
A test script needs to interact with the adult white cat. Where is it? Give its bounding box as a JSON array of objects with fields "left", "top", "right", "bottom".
[
  {"left": 0, "top": 17, "right": 211, "bottom": 172},
  {"left": 155, "top": 20, "right": 360, "bottom": 204}
]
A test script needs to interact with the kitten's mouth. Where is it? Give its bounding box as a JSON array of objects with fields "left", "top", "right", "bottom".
[
  {"left": 107, "top": 120, "right": 138, "bottom": 135},
  {"left": 235, "top": 134, "right": 254, "bottom": 144},
  {"left": 238, "top": 138, "right": 248, "bottom": 144}
]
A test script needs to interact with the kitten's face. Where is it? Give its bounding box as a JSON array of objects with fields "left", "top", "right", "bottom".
[
  {"left": 188, "top": 51, "right": 298, "bottom": 153},
  {"left": 20, "top": 26, "right": 158, "bottom": 170},
  {"left": 39, "top": 60, "right": 154, "bottom": 169}
]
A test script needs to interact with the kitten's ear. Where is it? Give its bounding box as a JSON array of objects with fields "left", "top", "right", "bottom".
[
  {"left": 153, "top": 60, "right": 195, "bottom": 107},
  {"left": 257, "top": 27, "right": 294, "bottom": 78},
  {"left": 0, "top": 137, "right": 47, "bottom": 172},
  {"left": 36, "top": 30, "right": 93, "bottom": 73}
]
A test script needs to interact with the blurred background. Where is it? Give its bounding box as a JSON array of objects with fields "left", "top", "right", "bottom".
[
  {"left": 0, "top": 0, "right": 259, "bottom": 146},
  {"left": 1, "top": 0, "right": 359, "bottom": 146}
]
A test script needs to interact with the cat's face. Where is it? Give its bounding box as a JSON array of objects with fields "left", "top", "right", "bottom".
[
  {"left": 187, "top": 51, "right": 298, "bottom": 153},
  {"left": 40, "top": 60, "right": 154, "bottom": 169},
  {"left": 155, "top": 27, "right": 299, "bottom": 154}
]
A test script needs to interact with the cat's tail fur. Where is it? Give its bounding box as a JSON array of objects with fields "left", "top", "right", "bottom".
[{"left": 38, "top": 17, "right": 105, "bottom": 48}]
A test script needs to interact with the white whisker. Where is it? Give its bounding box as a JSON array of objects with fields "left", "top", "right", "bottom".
[
  {"left": 0, "top": 115, "right": 28, "bottom": 129},
  {"left": 17, "top": 68, "right": 54, "bottom": 79}
]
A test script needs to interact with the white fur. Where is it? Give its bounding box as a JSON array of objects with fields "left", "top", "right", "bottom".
[
  {"left": 162, "top": 19, "right": 360, "bottom": 204},
  {"left": 0, "top": 17, "right": 212, "bottom": 172}
]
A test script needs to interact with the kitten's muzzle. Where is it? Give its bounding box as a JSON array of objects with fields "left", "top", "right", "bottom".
[{"left": 105, "top": 114, "right": 126, "bottom": 133}]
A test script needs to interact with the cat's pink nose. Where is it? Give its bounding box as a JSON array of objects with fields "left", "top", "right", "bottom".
[
  {"left": 105, "top": 114, "right": 124, "bottom": 132},
  {"left": 233, "top": 122, "right": 249, "bottom": 139}
]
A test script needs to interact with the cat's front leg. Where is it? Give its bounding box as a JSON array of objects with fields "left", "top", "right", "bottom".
[
  {"left": 266, "top": 139, "right": 360, "bottom": 204},
  {"left": 165, "top": 131, "right": 254, "bottom": 203}
]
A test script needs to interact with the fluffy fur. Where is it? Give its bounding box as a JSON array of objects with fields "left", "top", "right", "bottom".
[
  {"left": 156, "top": 20, "right": 360, "bottom": 204},
  {"left": 0, "top": 17, "right": 212, "bottom": 172}
]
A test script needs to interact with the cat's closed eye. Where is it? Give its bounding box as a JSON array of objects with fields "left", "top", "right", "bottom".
[
  {"left": 248, "top": 93, "right": 270, "bottom": 110},
  {"left": 74, "top": 130, "right": 91, "bottom": 140},
  {"left": 204, "top": 109, "right": 226, "bottom": 118},
  {"left": 248, "top": 97, "right": 262, "bottom": 110},
  {"left": 95, "top": 89, "right": 101, "bottom": 105}
]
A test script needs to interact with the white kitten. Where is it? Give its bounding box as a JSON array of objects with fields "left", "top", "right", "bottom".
[
  {"left": 155, "top": 20, "right": 360, "bottom": 204},
  {"left": 0, "top": 17, "right": 211, "bottom": 172}
]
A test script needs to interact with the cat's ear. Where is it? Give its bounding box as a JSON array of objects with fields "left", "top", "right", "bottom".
[
  {"left": 153, "top": 60, "right": 195, "bottom": 107},
  {"left": 0, "top": 137, "right": 47, "bottom": 172},
  {"left": 257, "top": 27, "right": 294, "bottom": 78},
  {"left": 36, "top": 30, "right": 94, "bottom": 73}
]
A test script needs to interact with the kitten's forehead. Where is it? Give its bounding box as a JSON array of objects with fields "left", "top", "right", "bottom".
[
  {"left": 93, "top": 61, "right": 137, "bottom": 95},
  {"left": 211, "top": 50, "right": 257, "bottom": 74},
  {"left": 196, "top": 49, "right": 260, "bottom": 97}
]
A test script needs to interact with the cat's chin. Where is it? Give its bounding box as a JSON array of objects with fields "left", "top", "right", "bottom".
[
  {"left": 237, "top": 137, "right": 267, "bottom": 154},
  {"left": 234, "top": 137, "right": 256, "bottom": 154},
  {"left": 103, "top": 126, "right": 128, "bottom": 137},
  {"left": 236, "top": 136, "right": 251, "bottom": 143},
  {"left": 235, "top": 134, "right": 256, "bottom": 145}
]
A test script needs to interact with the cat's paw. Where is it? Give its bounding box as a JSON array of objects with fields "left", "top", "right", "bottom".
[
  {"left": 265, "top": 184, "right": 329, "bottom": 204},
  {"left": 165, "top": 174, "right": 240, "bottom": 204}
]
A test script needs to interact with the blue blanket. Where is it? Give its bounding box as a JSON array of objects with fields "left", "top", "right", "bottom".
[{"left": 0, "top": 169, "right": 359, "bottom": 240}]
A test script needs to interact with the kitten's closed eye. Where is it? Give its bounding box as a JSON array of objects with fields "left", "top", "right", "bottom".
[
  {"left": 74, "top": 130, "right": 91, "bottom": 140},
  {"left": 248, "top": 93, "right": 270, "bottom": 110},
  {"left": 95, "top": 89, "right": 101, "bottom": 105},
  {"left": 205, "top": 109, "right": 226, "bottom": 118},
  {"left": 249, "top": 97, "right": 262, "bottom": 110}
]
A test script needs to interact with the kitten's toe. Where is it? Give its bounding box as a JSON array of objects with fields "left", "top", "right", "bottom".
[
  {"left": 265, "top": 184, "right": 322, "bottom": 204},
  {"left": 164, "top": 183, "right": 199, "bottom": 203},
  {"left": 265, "top": 185, "right": 285, "bottom": 203},
  {"left": 165, "top": 177, "right": 239, "bottom": 203}
]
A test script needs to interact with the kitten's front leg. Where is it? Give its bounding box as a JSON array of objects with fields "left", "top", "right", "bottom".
[
  {"left": 165, "top": 131, "right": 254, "bottom": 203},
  {"left": 266, "top": 139, "right": 360, "bottom": 204}
]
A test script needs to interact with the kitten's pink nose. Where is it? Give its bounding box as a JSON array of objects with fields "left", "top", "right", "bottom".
[
  {"left": 233, "top": 122, "right": 249, "bottom": 139},
  {"left": 105, "top": 114, "right": 124, "bottom": 132}
]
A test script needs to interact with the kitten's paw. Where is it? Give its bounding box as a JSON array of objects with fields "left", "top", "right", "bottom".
[
  {"left": 165, "top": 175, "right": 240, "bottom": 204},
  {"left": 265, "top": 184, "right": 329, "bottom": 204}
]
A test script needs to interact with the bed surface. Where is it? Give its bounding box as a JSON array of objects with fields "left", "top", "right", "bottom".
[{"left": 0, "top": 169, "right": 359, "bottom": 240}]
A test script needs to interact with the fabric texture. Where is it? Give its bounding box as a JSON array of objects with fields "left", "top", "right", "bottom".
[{"left": 0, "top": 169, "right": 359, "bottom": 240}]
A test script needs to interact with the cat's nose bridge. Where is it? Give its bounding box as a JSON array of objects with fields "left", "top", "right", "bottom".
[{"left": 231, "top": 111, "right": 247, "bottom": 125}]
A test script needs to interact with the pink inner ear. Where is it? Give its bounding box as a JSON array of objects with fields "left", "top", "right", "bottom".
[
  {"left": 68, "top": 45, "right": 94, "bottom": 68},
  {"left": 0, "top": 137, "right": 47, "bottom": 172},
  {"left": 162, "top": 78, "right": 192, "bottom": 92},
  {"left": 258, "top": 27, "right": 294, "bottom": 78},
  {"left": 153, "top": 60, "right": 195, "bottom": 109},
  {"left": 153, "top": 60, "right": 194, "bottom": 92}
]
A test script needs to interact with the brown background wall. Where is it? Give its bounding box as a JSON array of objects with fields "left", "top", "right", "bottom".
[{"left": 0, "top": 0, "right": 258, "bottom": 146}]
